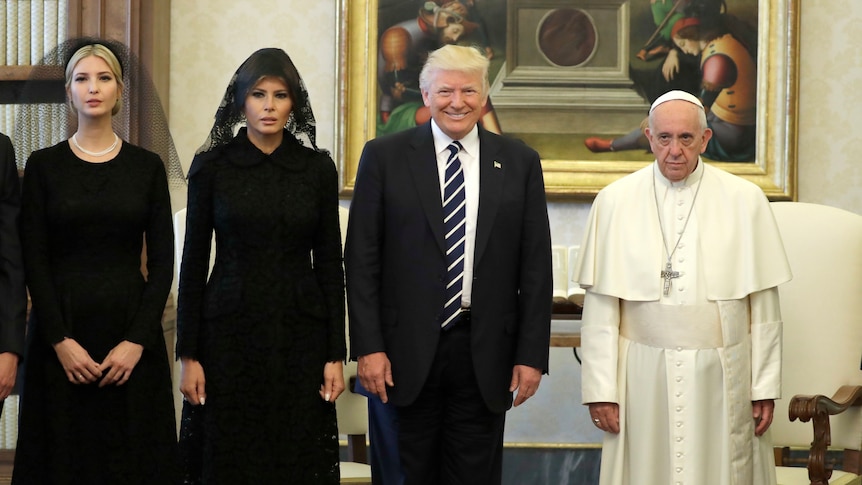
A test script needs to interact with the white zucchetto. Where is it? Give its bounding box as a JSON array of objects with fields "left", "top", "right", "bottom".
[{"left": 650, "top": 90, "right": 705, "bottom": 113}]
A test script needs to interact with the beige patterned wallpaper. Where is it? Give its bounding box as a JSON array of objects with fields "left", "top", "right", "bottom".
[
  {"left": 797, "top": 0, "right": 862, "bottom": 213},
  {"left": 169, "top": 0, "right": 862, "bottom": 247}
]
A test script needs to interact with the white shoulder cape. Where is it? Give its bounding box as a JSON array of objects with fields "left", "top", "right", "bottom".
[{"left": 574, "top": 162, "right": 792, "bottom": 301}]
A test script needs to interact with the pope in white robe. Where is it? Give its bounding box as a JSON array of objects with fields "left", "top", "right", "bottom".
[{"left": 574, "top": 91, "right": 792, "bottom": 485}]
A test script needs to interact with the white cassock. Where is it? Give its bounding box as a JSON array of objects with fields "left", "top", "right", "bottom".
[{"left": 575, "top": 161, "right": 792, "bottom": 485}]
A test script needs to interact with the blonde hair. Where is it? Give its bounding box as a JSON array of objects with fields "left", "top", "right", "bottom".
[
  {"left": 65, "top": 43, "right": 125, "bottom": 116},
  {"left": 419, "top": 44, "right": 489, "bottom": 97}
]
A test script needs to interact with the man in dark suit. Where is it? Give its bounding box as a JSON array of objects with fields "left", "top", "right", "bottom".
[
  {"left": 345, "top": 45, "right": 552, "bottom": 484},
  {"left": 0, "top": 132, "right": 27, "bottom": 408}
]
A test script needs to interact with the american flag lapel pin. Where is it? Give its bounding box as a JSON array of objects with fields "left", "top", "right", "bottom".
[{"left": 493, "top": 160, "right": 502, "bottom": 169}]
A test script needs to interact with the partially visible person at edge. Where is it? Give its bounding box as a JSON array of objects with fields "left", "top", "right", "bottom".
[
  {"left": 0, "top": 132, "right": 26, "bottom": 418},
  {"left": 13, "top": 41, "right": 179, "bottom": 483},
  {"left": 345, "top": 44, "right": 552, "bottom": 485},
  {"left": 176, "top": 47, "right": 346, "bottom": 484},
  {"left": 574, "top": 90, "right": 791, "bottom": 485}
]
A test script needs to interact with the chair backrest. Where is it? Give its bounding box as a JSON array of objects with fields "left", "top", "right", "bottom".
[
  {"left": 170, "top": 209, "right": 186, "bottom": 303},
  {"left": 770, "top": 202, "right": 862, "bottom": 450},
  {"left": 172, "top": 208, "right": 216, "bottom": 294},
  {"left": 334, "top": 205, "right": 370, "bottom": 461}
]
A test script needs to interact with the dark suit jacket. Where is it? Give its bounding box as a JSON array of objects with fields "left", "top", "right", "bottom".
[
  {"left": 345, "top": 123, "right": 552, "bottom": 413},
  {"left": 0, "top": 133, "right": 26, "bottom": 357}
]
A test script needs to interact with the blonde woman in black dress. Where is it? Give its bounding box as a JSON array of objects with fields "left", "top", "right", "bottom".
[{"left": 13, "top": 40, "right": 179, "bottom": 484}]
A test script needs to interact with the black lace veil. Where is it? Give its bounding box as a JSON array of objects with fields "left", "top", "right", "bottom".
[
  {"left": 13, "top": 36, "right": 186, "bottom": 192},
  {"left": 196, "top": 47, "right": 327, "bottom": 156}
]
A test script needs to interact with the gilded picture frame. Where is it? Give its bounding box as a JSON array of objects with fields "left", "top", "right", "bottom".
[{"left": 335, "top": 0, "right": 798, "bottom": 200}]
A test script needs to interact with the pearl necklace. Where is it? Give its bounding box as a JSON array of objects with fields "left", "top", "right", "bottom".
[{"left": 72, "top": 132, "right": 119, "bottom": 157}]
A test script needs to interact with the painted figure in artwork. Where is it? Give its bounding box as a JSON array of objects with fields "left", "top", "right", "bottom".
[{"left": 588, "top": 0, "right": 758, "bottom": 162}]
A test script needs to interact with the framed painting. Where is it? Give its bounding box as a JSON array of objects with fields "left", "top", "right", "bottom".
[{"left": 335, "top": 0, "right": 798, "bottom": 200}]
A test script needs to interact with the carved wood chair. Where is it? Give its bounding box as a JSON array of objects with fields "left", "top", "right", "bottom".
[
  {"left": 770, "top": 202, "right": 862, "bottom": 485},
  {"left": 336, "top": 205, "right": 373, "bottom": 484}
]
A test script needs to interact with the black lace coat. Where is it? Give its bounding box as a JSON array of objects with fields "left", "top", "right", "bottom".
[
  {"left": 13, "top": 142, "right": 179, "bottom": 484},
  {"left": 176, "top": 130, "right": 345, "bottom": 484}
]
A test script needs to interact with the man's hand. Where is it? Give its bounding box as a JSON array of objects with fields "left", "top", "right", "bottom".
[
  {"left": 510, "top": 365, "right": 542, "bottom": 407},
  {"left": 0, "top": 352, "right": 18, "bottom": 400},
  {"left": 752, "top": 399, "right": 775, "bottom": 436},
  {"left": 358, "top": 352, "right": 394, "bottom": 403},
  {"left": 589, "top": 402, "right": 620, "bottom": 434}
]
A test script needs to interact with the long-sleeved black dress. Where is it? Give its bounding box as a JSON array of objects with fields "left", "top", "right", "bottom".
[
  {"left": 176, "top": 129, "right": 346, "bottom": 484},
  {"left": 13, "top": 141, "right": 179, "bottom": 484},
  {"left": 0, "top": 133, "right": 26, "bottom": 360}
]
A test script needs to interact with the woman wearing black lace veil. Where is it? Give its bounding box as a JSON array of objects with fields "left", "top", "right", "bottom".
[
  {"left": 12, "top": 38, "right": 181, "bottom": 484},
  {"left": 176, "top": 48, "right": 346, "bottom": 483}
]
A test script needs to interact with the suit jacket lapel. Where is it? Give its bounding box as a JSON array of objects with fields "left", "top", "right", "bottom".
[
  {"left": 474, "top": 126, "right": 504, "bottom": 266},
  {"left": 408, "top": 124, "right": 447, "bottom": 254}
]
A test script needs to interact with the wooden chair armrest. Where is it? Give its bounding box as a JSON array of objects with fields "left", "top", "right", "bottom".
[
  {"left": 790, "top": 385, "right": 862, "bottom": 422},
  {"left": 788, "top": 385, "right": 862, "bottom": 484}
]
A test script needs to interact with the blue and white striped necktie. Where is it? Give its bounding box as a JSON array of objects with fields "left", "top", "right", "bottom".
[{"left": 441, "top": 141, "right": 466, "bottom": 329}]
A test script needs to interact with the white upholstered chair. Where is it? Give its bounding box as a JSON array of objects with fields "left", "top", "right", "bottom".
[
  {"left": 336, "top": 205, "right": 372, "bottom": 484},
  {"left": 171, "top": 208, "right": 191, "bottom": 431},
  {"left": 337, "top": 368, "right": 372, "bottom": 484},
  {"left": 770, "top": 202, "right": 862, "bottom": 485}
]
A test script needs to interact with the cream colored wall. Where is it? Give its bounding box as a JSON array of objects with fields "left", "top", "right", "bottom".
[{"left": 797, "top": 0, "right": 862, "bottom": 212}]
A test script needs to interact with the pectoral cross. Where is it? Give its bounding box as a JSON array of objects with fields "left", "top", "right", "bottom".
[{"left": 661, "top": 261, "right": 680, "bottom": 296}]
